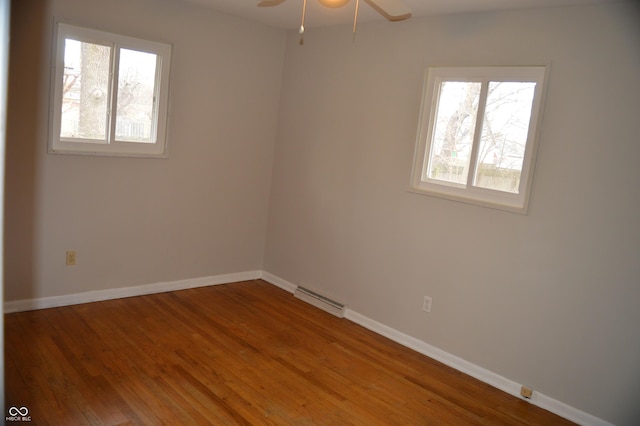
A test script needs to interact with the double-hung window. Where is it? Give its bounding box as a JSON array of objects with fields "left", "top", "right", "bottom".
[
  {"left": 49, "top": 23, "right": 172, "bottom": 157},
  {"left": 411, "top": 66, "right": 548, "bottom": 213}
]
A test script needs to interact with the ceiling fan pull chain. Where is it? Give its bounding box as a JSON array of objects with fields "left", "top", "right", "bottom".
[
  {"left": 299, "top": 0, "right": 307, "bottom": 45},
  {"left": 352, "top": 0, "right": 360, "bottom": 42}
]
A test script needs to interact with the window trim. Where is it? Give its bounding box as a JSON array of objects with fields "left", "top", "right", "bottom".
[
  {"left": 48, "top": 22, "right": 172, "bottom": 158},
  {"left": 410, "top": 66, "right": 549, "bottom": 214}
]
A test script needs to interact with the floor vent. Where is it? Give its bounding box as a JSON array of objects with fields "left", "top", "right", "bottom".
[{"left": 294, "top": 286, "right": 346, "bottom": 318}]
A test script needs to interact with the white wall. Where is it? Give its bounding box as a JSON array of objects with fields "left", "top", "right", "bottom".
[
  {"left": 5, "top": 0, "right": 285, "bottom": 300},
  {"left": 264, "top": 3, "right": 640, "bottom": 425}
]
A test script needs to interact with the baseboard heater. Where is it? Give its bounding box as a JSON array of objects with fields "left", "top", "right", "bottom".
[{"left": 294, "top": 286, "right": 346, "bottom": 318}]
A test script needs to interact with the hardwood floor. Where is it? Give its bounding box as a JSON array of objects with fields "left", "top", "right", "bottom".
[{"left": 5, "top": 280, "right": 574, "bottom": 425}]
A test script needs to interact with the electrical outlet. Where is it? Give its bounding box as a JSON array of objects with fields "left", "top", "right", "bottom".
[
  {"left": 422, "top": 296, "right": 432, "bottom": 312},
  {"left": 66, "top": 250, "right": 77, "bottom": 266},
  {"left": 520, "top": 386, "right": 533, "bottom": 399}
]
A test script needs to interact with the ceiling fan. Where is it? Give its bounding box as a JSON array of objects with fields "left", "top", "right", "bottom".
[{"left": 258, "top": 0, "right": 412, "bottom": 43}]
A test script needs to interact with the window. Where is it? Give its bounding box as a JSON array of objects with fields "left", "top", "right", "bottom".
[
  {"left": 49, "top": 23, "right": 172, "bottom": 157},
  {"left": 411, "top": 66, "right": 548, "bottom": 213}
]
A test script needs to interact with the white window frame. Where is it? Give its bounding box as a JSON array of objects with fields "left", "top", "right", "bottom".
[
  {"left": 411, "top": 66, "right": 549, "bottom": 214},
  {"left": 49, "top": 22, "right": 172, "bottom": 158}
]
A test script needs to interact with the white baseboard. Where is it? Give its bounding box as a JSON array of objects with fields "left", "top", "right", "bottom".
[
  {"left": 261, "top": 272, "right": 612, "bottom": 426},
  {"left": 260, "top": 271, "right": 297, "bottom": 293},
  {"left": 3, "top": 270, "right": 612, "bottom": 426},
  {"left": 3, "top": 270, "right": 261, "bottom": 313}
]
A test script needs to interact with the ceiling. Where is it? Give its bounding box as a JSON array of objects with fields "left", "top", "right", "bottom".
[{"left": 180, "top": 0, "right": 618, "bottom": 30}]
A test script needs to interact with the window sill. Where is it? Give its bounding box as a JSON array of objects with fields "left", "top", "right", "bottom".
[{"left": 407, "top": 187, "right": 529, "bottom": 215}]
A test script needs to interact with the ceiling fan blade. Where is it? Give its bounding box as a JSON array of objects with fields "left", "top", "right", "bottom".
[
  {"left": 257, "top": 0, "right": 288, "bottom": 7},
  {"left": 364, "top": 0, "right": 412, "bottom": 21}
]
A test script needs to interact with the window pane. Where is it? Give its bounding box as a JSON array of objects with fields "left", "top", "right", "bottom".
[
  {"left": 61, "top": 39, "right": 111, "bottom": 141},
  {"left": 474, "top": 82, "right": 536, "bottom": 193},
  {"left": 116, "top": 48, "right": 157, "bottom": 143},
  {"left": 426, "top": 81, "right": 481, "bottom": 185}
]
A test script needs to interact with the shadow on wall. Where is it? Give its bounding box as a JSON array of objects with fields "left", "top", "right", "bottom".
[{"left": 4, "top": 0, "right": 47, "bottom": 301}]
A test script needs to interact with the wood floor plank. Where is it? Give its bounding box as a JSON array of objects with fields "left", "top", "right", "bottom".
[{"left": 5, "top": 280, "right": 575, "bottom": 425}]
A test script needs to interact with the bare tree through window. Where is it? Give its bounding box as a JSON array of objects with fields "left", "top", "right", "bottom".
[
  {"left": 51, "top": 23, "right": 171, "bottom": 157},
  {"left": 427, "top": 80, "right": 536, "bottom": 193},
  {"left": 412, "top": 66, "right": 547, "bottom": 212}
]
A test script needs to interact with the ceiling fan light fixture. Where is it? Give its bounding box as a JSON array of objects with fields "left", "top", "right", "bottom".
[
  {"left": 317, "top": 0, "right": 350, "bottom": 8},
  {"left": 257, "top": 0, "right": 412, "bottom": 42}
]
